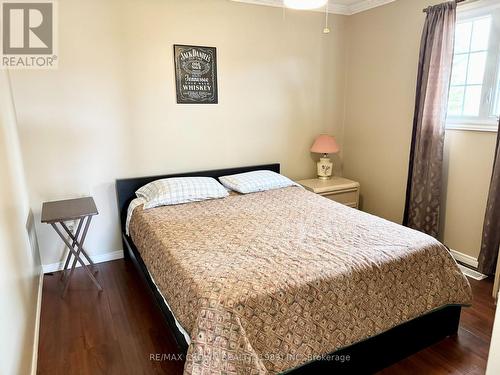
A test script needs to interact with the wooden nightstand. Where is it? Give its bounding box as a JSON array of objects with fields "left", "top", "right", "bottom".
[{"left": 297, "top": 177, "right": 360, "bottom": 209}]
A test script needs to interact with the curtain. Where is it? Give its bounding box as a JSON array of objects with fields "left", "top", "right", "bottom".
[
  {"left": 478, "top": 121, "right": 500, "bottom": 275},
  {"left": 403, "top": 2, "right": 456, "bottom": 238}
]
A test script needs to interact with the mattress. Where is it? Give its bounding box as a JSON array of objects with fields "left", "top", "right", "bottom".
[
  {"left": 128, "top": 186, "right": 472, "bottom": 375},
  {"left": 145, "top": 261, "right": 191, "bottom": 345}
]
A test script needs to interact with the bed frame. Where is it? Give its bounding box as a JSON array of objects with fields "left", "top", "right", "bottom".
[{"left": 115, "top": 163, "right": 462, "bottom": 374}]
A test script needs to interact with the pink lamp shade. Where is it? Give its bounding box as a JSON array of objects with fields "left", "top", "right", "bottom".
[{"left": 310, "top": 135, "right": 340, "bottom": 155}]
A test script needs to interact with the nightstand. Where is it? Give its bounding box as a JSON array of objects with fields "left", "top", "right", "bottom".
[{"left": 297, "top": 177, "right": 360, "bottom": 209}]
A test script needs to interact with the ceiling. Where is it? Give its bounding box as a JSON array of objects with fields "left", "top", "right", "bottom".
[{"left": 231, "top": 0, "right": 397, "bottom": 15}]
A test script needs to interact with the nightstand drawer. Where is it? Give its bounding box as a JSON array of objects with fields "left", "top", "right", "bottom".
[
  {"left": 322, "top": 190, "right": 358, "bottom": 207},
  {"left": 297, "top": 177, "right": 360, "bottom": 209}
]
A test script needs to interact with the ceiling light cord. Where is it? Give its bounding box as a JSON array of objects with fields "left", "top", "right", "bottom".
[
  {"left": 324, "top": 2, "right": 330, "bottom": 34},
  {"left": 281, "top": 0, "right": 330, "bottom": 34}
]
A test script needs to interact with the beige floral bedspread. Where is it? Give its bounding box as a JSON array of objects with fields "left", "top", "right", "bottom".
[{"left": 129, "top": 187, "right": 472, "bottom": 375}]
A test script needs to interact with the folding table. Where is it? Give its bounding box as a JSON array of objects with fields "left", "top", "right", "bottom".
[{"left": 41, "top": 197, "right": 102, "bottom": 297}]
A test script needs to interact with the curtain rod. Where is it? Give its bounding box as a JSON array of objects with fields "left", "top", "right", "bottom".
[{"left": 423, "top": 0, "right": 467, "bottom": 13}]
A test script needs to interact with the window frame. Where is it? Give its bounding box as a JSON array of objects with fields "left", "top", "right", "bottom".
[{"left": 446, "top": 0, "right": 500, "bottom": 132}]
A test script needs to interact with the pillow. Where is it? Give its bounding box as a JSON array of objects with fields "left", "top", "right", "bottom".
[
  {"left": 136, "top": 177, "right": 229, "bottom": 209},
  {"left": 218, "top": 170, "right": 297, "bottom": 194}
]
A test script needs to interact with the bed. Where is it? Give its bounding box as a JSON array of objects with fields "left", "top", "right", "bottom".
[{"left": 115, "top": 163, "right": 472, "bottom": 374}]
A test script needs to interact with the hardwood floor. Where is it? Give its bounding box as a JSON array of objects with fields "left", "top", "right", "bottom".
[
  {"left": 38, "top": 260, "right": 496, "bottom": 375},
  {"left": 379, "top": 276, "right": 495, "bottom": 375}
]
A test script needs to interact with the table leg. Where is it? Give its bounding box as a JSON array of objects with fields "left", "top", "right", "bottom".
[
  {"left": 60, "top": 218, "right": 83, "bottom": 281},
  {"left": 51, "top": 216, "right": 103, "bottom": 297},
  {"left": 61, "top": 221, "right": 98, "bottom": 274}
]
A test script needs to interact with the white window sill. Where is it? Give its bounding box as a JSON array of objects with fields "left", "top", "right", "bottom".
[
  {"left": 446, "top": 123, "right": 498, "bottom": 132},
  {"left": 446, "top": 118, "right": 499, "bottom": 132}
]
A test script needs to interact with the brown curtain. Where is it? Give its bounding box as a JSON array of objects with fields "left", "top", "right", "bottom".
[
  {"left": 478, "top": 121, "right": 500, "bottom": 275},
  {"left": 403, "top": 2, "right": 456, "bottom": 238}
]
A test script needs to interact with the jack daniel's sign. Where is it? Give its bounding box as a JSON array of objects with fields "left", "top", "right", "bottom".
[{"left": 174, "top": 45, "right": 218, "bottom": 104}]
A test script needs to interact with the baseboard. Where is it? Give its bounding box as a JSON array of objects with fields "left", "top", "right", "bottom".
[
  {"left": 42, "top": 250, "right": 124, "bottom": 274},
  {"left": 457, "top": 264, "right": 488, "bottom": 281},
  {"left": 449, "top": 249, "right": 479, "bottom": 268},
  {"left": 31, "top": 271, "right": 44, "bottom": 375},
  {"left": 448, "top": 249, "right": 488, "bottom": 281}
]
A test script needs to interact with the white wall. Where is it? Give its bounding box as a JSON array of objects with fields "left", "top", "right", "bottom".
[
  {"left": 0, "top": 70, "right": 42, "bottom": 375},
  {"left": 9, "top": 0, "right": 347, "bottom": 267},
  {"left": 486, "top": 290, "right": 500, "bottom": 374}
]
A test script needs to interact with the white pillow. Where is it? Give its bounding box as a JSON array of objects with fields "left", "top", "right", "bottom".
[
  {"left": 219, "top": 170, "right": 297, "bottom": 194},
  {"left": 136, "top": 177, "right": 229, "bottom": 209}
]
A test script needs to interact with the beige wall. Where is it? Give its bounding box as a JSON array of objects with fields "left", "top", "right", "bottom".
[
  {"left": 9, "top": 0, "right": 495, "bottom": 266},
  {"left": 442, "top": 130, "right": 495, "bottom": 261},
  {"left": 343, "top": 0, "right": 497, "bottom": 260},
  {"left": 9, "top": 0, "right": 347, "bottom": 266},
  {"left": 0, "top": 71, "right": 42, "bottom": 374}
]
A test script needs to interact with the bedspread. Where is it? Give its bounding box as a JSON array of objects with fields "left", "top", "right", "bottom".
[{"left": 129, "top": 187, "right": 472, "bottom": 374}]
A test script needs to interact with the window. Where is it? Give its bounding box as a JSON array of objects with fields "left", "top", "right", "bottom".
[{"left": 447, "top": 1, "right": 500, "bottom": 131}]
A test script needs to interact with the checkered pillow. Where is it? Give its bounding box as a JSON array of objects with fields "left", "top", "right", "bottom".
[
  {"left": 136, "top": 177, "right": 229, "bottom": 209},
  {"left": 219, "top": 170, "right": 298, "bottom": 194}
]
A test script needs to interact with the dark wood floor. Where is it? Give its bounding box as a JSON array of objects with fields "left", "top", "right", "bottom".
[{"left": 38, "top": 260, "right": 496, "bottom": 375}]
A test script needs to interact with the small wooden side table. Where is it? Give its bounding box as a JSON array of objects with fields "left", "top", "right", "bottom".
[{"left": 41, "top": 197, "right": 103, "bottom": 297}]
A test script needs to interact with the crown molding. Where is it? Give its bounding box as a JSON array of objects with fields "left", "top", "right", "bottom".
[
  {"left": 348, "top": 0, "right": 396, "bottom": 15},
  {"left": 230, "top": 0, "right": 396, "bottom": 15}
]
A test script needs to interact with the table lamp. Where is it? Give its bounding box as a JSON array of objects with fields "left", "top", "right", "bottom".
[{"left": 310, "top": 134, "right": 340, "bottom": 180}]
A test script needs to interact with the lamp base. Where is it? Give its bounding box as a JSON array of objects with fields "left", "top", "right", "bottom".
[{"left": 317, "top": 157, "right": 333, "bottom": 180}]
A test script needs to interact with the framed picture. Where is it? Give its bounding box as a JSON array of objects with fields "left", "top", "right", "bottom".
[{"left": 173, "top": 44, "right": 218, "bottom": 104}]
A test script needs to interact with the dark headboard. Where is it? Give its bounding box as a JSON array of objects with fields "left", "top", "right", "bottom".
[{"left": 115, "top": 163, "right": 280, "bottom": 233}]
